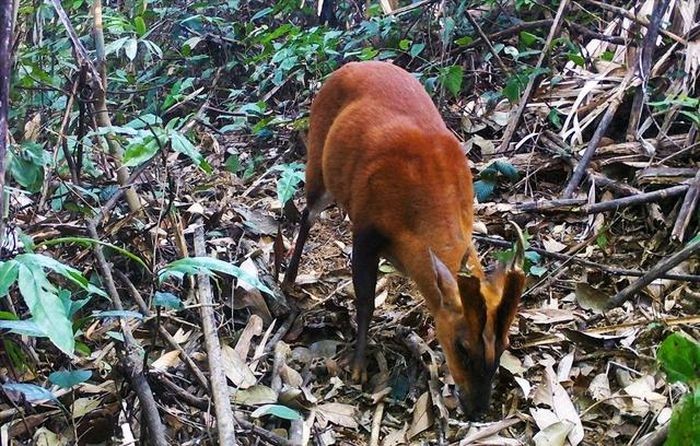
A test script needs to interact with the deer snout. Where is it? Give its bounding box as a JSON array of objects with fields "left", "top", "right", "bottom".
[{"left": 457, "top": 383, "right": 493, "bottom": 420}]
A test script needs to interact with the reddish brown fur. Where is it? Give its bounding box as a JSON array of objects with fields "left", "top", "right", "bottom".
[{"left": 288, "top": 61, "right": 524, "bottom": 417}]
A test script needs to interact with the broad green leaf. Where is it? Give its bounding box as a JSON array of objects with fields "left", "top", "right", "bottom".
[
  {"left": 274, "top": 163, "right": 305, "bottom": 205},
  {"left": 124, "top": 137, "right": 160, "bottom": 167},
  {"left": 134, "top": 16, "right": 147, "bottom": 37},
  {"left": 410, "top": 42, "right": 425, "bottom": 58},
  {"left": 2, "top": 383, "right": 56, "bottom": 402},
  {"left": 158, "top": 257, "right": 273, "bottom": 296},
  {"left": 0, "top": 261, "right": 18, "bottom": 297},
  {"left": 519, "top": 31, "right": 538, "bottom": 47},
  {"left": 473, "top": 180, "right": 496, "bottom": 202},
  {"left": 454, "top": 36, "right": 473, "bottom": 46},
  {"left": 16, "top": 253, "right": 107, "bottom": 298},
  {"left": 657, "top": 332, "right": 700, "bottom": 386},
  {"left": 666, "top": 391, "right": 699, "bottom": 445},
  {"left": 441, "top": 65, "right": 463, "bottom": 98},
  {"left": 154, "top": 291, "right": 184, "bottom": 310},
  {"left": 567, "top": 53, "right": 585, "bottom": 67},
  {"left": 492, "top": 160, "right": 519, "bottom": 181},
  {"left": 170, "top": 132, "right": 212, "bottom": 173},
  {"left": 17, "top": 264, "right": 74, "bottom": 355},
  {"left": 0, "top": 319, "right": 46, "bottom": 337},
  {"left": 250, "top": 404, "right": 301, "bottom": 421},
  {"left": 49, "top": 370, "right": 92, "bottom": 389},
  {"left": 125, "top": 38, "right": 138, "bottom": 61}
]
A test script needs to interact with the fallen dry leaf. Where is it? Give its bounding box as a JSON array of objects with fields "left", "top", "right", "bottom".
[{"left": 407, "top": 391, "right": 433, "bottom": 440}]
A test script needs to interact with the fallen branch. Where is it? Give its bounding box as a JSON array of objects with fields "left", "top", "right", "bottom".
[
  {"left": 607, "top": 235, "right": 700, "bottom": 308},
  {"left": 193, "top": 220, "right": 237, "bottom": 445},
  {"left": 465, "top": 10, "right": 508, "bottom": 73},
  {"left": 473, "top": 234, "right": 700, "bottom": 283},
  {"left": 497, "top": 0, "right": 570, "bottom": 153},
  {"left": 519, "top": 185, "right": 688, "bottom": 214},
  {"left": 581, "top": 184, "right": 688, "bottom": 214}
]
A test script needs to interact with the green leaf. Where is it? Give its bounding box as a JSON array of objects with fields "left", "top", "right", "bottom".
[
  {"left": 154, "top": 291, "right": 184, "bottom": 310},
  {"left": 473, "top": 180, "right": 496, "bottom": 202},
  {"left": 134, "top": 17, "right": 147, "bottom": 37},
  {"left": 657, "top": 332, "right": 700, "bottom": 387},
  {"left": 520, "top": 31, "right": 538, "bottom": 47},
  {"left": 409, "top": 42, "right": 425, "bottom": 58},
  {"left": 17, "top": 264, "right": 74, "bottom": 356},
  {"left": 158, "top": 257, "right": 273, "bottom": 296},
  {"left": 224, "top": 154, "right": 240, "bottom": 173},
  {"left": 125, "top": 38, "right": 138, "bottom": 61},
  {"left": 0, "top": 261, "right": 18, "bottom": 297},
  {"left": 492, "top": 160, "right": 519, "bottom": 181},
  {"left": 275, "top": 163, "right": 305, "bottom": 205},
  {"left": 399, "top": 39, "right": 410, "bottom": 50},
  {"left": 170, "top": 132, "right": 212, "bottom": 174},
  {"left": 39, "top": 237, "right": 149, "bottom": 272},
  {"left": 250, "top": 404, "right": 302, "bottom": 421},
  {"left": 529, "top": 265, "right": 547, "bottom": 277},
  {"left": 0, "top": 319, "right": 46, "bottom": 337},
  {"left": 49, "top": 370, "right": 92, "bottom": 389},
  {"left": 502, "top": 77, "right": 522, "bottom": 103},
  {"left": 441, "top": 65, "right": 463, "bottom": 98},
  {"left": 567, "top": 53, "right": 585, "bottom": 67},
  {"left": 16, "top": 253, "right": 107, "bottom": 298},
  {"left": 2, "top": 383, "right": 56, "bottom": 402},
  {"left": 124, "top": 137, "right": 160, "bottom": 167},
  {"left": 454, "top": 36, "right": 473, "bottom": 47},
  {"left": 666, "top": 391, "right": 700, "bottom": 445}
]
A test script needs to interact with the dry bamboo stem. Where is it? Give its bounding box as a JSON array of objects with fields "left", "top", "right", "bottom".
[
  {"left": 0, "top": 0, "right": 11, "bottom": 250},
  {"left": 671, "top": 169, "right": 700, "bottom": 242}
]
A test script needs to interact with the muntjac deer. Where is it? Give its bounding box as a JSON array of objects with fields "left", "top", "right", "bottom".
[{"left": 283, "top": 61, "right": 525, "bottom": 418}]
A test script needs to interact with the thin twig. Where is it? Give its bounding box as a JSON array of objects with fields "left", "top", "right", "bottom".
[
  {"left": 497, "top": 0, "right": 570, "bottom": 153},
  {"left": 608, "top": 235, "right": 700, "bottom": 308},
  {"left": 465, "top": 11, "right": 508, "bottom": 73}
]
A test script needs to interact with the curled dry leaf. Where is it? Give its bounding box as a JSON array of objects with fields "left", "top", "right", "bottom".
[
  {"left": 151, "top": 350, "right": 181, "bottom": 372},
  {"left": 382, "top": 423, "right": 408, "bottom": 446},
  {"left": 574, "top": 282, "right": 608, "bottom": 313},
  {"left": 221, "top": 344, "right": 256, "bottom": 389},
  {"left": 588, "top": 373, "right": 611, "bottom": 402},
  {"left": 533, "top": 420, "right": 574, "bottom": 446},
  {"left": 233, "top": 314, "right": 263, "bottom": 359},
  {"left": 231, "top": 385, "right": 278, "bottom": 406}
]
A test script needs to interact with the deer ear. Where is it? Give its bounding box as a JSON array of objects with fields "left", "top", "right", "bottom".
[
  {"left": 496, "top": 270, "right": 525, "bottom": 342},
  {"left": 457, "top": 274, "right": 487, "bottom": 337},
  {"left": 429, "top": 250, "right": 458, "bottom": 309}
]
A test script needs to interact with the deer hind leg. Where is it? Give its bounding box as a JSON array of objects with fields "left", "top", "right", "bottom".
[{"left": 350, "top": 227, "right": 384, "bottom": 383}]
